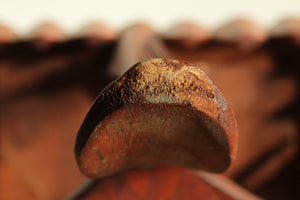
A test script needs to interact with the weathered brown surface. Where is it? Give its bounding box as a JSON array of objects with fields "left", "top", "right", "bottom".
[
  {"left": 69, "top": 167, "right": 260, "bottom": 200},
  {"left": 0, "top": 19, "right": 299, "bottom": 199},
  {"left": 167, "top": 39, "right": 299, "bottom": 189},
  {"left": 76, "top": 59, "right": 237, "bottom": 178}
]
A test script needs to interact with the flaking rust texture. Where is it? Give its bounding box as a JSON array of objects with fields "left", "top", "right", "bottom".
[
  {"left": 76, "top": 59, "right": 237, "bottom": 178},
  {"left": 1, "top": 18, "right": 299, "bottom": 199}
]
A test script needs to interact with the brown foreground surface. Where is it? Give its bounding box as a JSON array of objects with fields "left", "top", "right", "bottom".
[{"left": 1, "top": 18, "right": 299, "bottom": 199}]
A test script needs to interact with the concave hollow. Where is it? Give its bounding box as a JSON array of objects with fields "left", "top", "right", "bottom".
[{"left": 78, "top": 103, "right": 230, "bottom": 178}]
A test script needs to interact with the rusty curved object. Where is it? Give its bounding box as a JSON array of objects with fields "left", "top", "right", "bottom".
[
  {"left": 75, "top": 58, "right": 237, "bottom": 178},
  {"left": 69, "top": 167, "right": 261, "bottom": 200}
]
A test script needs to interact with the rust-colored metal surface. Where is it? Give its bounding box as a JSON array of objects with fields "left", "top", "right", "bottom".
[
  {"left": 75, "top": 59, "right": 237, "bottom": 178},
  {"left": 0, "top": 18, "right": 299, "bottom": 199},
  {"left": 69, "top": 167, "right": 260, "bottom": 200}
]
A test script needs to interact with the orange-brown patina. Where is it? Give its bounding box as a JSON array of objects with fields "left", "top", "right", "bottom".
[{"left": 75, "top": 58, "right": 237, "bottom": 178}]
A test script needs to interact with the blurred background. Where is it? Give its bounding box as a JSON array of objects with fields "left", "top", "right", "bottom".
[
  {"left": 0, "top": 0, "right": 300, "bottom": 33},
  {"left": 0, "top": 0, "right": 300, "bottom": 199}
]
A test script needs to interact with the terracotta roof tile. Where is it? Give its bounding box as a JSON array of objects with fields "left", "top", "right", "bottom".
[
  {"left": 0, "top": 24, "right": 17, "bottom": 43},
  {"left": 29, "top": 22, "right": 66, "bottom": 50},
  {"left": 270, "top": 17, "right": 300, "bottom": 43},
  {"left": 1, "top": 18, "right": 300, "bottom": 47},
  {"left": 163, "top": 22, "right": 211, "bottom": 49},
  {"left": 214, "top": 18, "right": 267, "bottom": 50},
  {"left": 30, "top": 22, "right": 65, "bottom": 42},
  {"left": 76, "top": 22, "right": 118, "bottom": 42}
]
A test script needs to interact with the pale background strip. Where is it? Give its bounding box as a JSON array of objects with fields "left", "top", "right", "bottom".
[{"left": 0, "top": 0, "right": 299, "bottom": 34}]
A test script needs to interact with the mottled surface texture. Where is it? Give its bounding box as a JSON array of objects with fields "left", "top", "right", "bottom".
[
  {"left": 1, "top": 18, "right": 299, "bottom": 199},
  {"left": 76, "top": 59, "right": 237, "bottom": 178}
]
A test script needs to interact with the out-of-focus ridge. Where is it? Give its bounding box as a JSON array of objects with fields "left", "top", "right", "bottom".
[{"left": 0, "top": 17, "right": 299, "bottom": 47}]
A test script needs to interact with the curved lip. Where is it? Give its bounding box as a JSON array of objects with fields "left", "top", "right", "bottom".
[
  {"left": 74, "top": 59, "right": 238, "bottom": 172},
  {"left": 74, "top": 60, "right": 141, "bottom": 158}
]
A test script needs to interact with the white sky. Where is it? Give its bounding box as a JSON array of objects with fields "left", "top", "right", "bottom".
[{"left": 0, "top": 0, "right": 299, "bottom": 34}]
